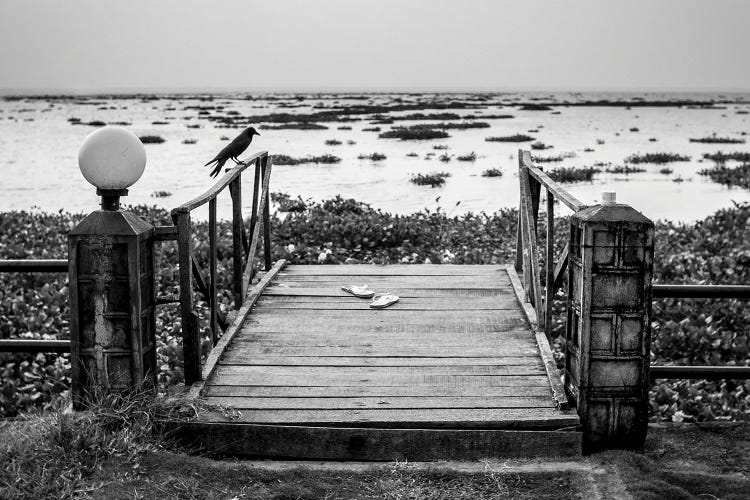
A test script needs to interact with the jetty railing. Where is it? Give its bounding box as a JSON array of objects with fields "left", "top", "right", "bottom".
[
  {"left": 170, "top": 151, "right": 273, "bottom": 385},
  {"left": 650, "top": 284, "right": 750, "bottom": 380},
  {"left": 515, "top": 149, "right": 587, "bottom": 339},
  {"left": 0, "top": 259, "right": 71, "bottom": 354}
]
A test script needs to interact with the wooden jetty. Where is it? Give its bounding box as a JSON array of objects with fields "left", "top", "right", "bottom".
[
  {"left": 178, "top": 263, "right": 581, "bottom": 459},
  {"left": 10, "top": 149, "right": 749, "bottom": 458}
]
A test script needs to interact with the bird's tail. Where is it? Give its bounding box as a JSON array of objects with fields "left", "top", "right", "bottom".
[
  {"left": 205, "top": 159, "right": 216, "bottom": 167},
  {"left": 209, "top": 158, "right": 227, "bottom": 178}
]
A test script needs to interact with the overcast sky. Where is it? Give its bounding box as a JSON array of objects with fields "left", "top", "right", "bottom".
[{"left": 1, "top": 0, "right": 749, "bottom": 93}]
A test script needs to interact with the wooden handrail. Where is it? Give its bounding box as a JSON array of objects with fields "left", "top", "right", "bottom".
[
  {"left": 171, "top": 151, "right": 273, "bottom": 385},
  {"left": 516, "top": 150, "right": 587, "bottom": 339},
  {"left": 170, "top": 151, "right": 268, "bottom": 215}
]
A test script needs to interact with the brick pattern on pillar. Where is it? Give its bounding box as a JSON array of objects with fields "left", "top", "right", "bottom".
[
  {"left": 68, "top": 210, "right": 157, "bottom": 406},
  {"left": 565, "top": 204, "right": 654, "bottom": 450}
]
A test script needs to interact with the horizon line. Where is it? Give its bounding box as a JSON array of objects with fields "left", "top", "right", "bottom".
[{"left": 2, "top": 85, "right": 750, "bottom": 96}]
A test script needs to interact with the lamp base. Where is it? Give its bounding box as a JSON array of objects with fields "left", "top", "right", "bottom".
[{"left": 96, "top": 188, "right": 129, "bottom": 211}]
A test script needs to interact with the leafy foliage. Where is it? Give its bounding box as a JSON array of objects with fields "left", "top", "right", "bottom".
[{"left": 2, "top": 198, "right": 750, "bottom": 423}]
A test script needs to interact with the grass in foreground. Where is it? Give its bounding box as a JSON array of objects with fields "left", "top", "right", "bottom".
[{"left": 0, "top": 389, "right": 202, "bottom": 500}]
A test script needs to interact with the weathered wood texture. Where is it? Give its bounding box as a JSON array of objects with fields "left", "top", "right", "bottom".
[{"left": 184, "top": 264, "right": 580, "bottom": 458}]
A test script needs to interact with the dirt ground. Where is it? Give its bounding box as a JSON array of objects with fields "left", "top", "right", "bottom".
[{"left": 89, "top": 423, "right": 750, "bottom": 500}]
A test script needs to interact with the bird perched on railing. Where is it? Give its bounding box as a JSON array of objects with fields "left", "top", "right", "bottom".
[{"left": 205, "top": 126, "right": 260, "bottom": 178}]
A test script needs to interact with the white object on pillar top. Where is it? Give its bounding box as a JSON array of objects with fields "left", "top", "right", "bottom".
[
  {"left": 78, "top": 127, "right": 147, "bottom": 190},
  {"left": 602, "top": 192, "right": 616, "bottom": 206}
]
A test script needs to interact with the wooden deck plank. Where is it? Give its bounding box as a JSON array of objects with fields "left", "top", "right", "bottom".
[
  {"left": 210, "top": 371, "right": 552, "bottom": 387},
  {"left": 169, "top": 422, "right": 582, "bottom": 459},
  {"left": 218, "top": 355, "right": 545, "bottom": 367},
  {"left": 203, "top": 396, "right": 557, "bottom": 410},
  {"left": 198, "top": 408, "right": 580, "bottom": 428},
  {"left": 223, "top": 345, "right": 542, "bottom": 357},
  {"left": 281, "top": 264, "right": 508, "bottom": 275},
  {"left": 264, "top": 287, "right": 514, "bottom": 298},
  {"left": 255, "top": 295, "right": 520, "bottom": 310},
  {"left": 203, "top": 385, "right": 555, "bottom": 398},
  {"left": 213, "top": 365, "right": 546, "bottom": 378},
  {"left": 242, "top": 310, "right": 529, "bottom": 333},
  {"left": 273, "top": 276, "right": 507, "bottom": 286}
]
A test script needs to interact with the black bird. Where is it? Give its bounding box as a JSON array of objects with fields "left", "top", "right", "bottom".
[{"left": 204, "top": 126, "right": 260, "bottom": 178}]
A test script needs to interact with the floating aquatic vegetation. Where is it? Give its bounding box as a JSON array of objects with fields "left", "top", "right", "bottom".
[
  {"left": 485, "top": 134, "right": 535, "bottom": 142},
  {"left": 410, "top": 172, "right": 451, "bottom": 187},
  {"left": 625, "top": 152, "right": 691, "bottom": 164}
]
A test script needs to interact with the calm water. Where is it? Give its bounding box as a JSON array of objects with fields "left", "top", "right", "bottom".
[{"left": 1, "top": 92, "right": 750, "bottom": 222}]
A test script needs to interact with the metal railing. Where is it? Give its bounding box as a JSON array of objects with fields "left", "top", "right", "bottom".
[
  {"left": 651, "top": 285, "right": 750, "bottom": 380},
  {"left": 0, "top": 259, "right": 71, "bottom": 353},
  {"left": 170, "top": 151, "right": 273, "bottom": 384}
]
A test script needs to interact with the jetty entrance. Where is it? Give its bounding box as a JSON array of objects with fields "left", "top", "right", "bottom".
[{"left": 4, "top": 148, "right": 749, "bottom": 459}]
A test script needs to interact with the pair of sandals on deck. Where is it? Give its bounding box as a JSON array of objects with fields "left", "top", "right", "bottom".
[{"left": 341, "top": 285, "right": 399, "bottom": 309}]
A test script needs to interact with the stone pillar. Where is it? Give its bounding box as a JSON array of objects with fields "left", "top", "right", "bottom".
[
  {"left": 68, "top": 210, "right": 157, "bottom": 406},
  {"left": 565, "top": 195, "right": 654, "bottom": 451},
  {"left": 68, "top": 126, "right": 156, "bottom": 407}
]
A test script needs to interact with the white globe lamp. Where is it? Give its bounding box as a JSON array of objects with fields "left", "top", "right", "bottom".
[{"left": 78, "top": 126, "right": 147, "bottom": 210}]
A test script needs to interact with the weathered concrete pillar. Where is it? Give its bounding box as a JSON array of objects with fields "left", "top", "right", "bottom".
[
  {"left": 564, "top": 193, "right": 654, "bottom": 451},
  {"left": 68, "top": 127, "right": 157, "bottom": 406}
]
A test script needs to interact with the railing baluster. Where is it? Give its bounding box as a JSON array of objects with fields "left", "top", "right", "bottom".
[
  {"left": 249, "top": 158, "right": 261, "bottom": 250},
  {"left": 518, "top": 153, "right": 543, "bottom": 320},
  {"left": 208, "top": 197, "right": 218, "bottom": 345},
  {"left": 544, "top": 191, "right": 555, "bottom": 339},
  {"left": 174, "top": 211, "right": 201, "bottom": 384},
  {"left": 230, "top": 175, "right": 243, "bottom": 309},
  {"left": 262, "top": 156, "right": 272, "bottom": 271}
]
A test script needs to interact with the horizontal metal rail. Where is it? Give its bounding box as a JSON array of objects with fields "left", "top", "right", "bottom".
[
  {"left": 0, "top": 339, "right": 70, "bottom": 353},
  {"left": 653, "top": 284, "right": 750, "bottom": 299},
  {"left": 0, "top": 259, "right": 68, "bottom": 272},
  {"left": 651, "top": 365, "right": 750, "bottom": 380}
]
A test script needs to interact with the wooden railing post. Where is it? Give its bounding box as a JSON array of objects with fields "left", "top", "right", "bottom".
[
  {"left": 544, "top": 192, "right": 555, "bottom": 338},
  {"left": 565, "top": 193, "right": 654, "bottom": 451},
  {"left": 230, "top": 176, "right": 243, "bottom": 309},
  {"left": 518, "top": 151, "right": 543, "bottom": 318},
  {"left": 262, "top": 155, "right": 273, "bottom": 271},
  {"left": 174, "top": 211, "right": 202, "bottom": 385},
  {"left": 208, "top": 198, "right": 218, "bottom": 345}
]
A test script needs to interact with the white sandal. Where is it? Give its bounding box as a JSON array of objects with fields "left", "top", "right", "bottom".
[
  {"left": 341, "top": 285, "right": 375, "bottom": 299},
  {"left": 370, "top": 294, "right": 399, "bottom": 309}
]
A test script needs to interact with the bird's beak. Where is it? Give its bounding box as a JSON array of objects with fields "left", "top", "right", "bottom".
[{"left": 255, "top": 131, "right": 261, "bottom": 136}]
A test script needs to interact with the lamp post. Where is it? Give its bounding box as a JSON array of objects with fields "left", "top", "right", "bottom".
[{"left": 68, "top": 127, "right": 157, "bottom": 407}]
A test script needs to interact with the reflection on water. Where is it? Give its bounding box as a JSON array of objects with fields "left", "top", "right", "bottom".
[{"left": 1, "top": 92, "right": 749, "bottom": 222}]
